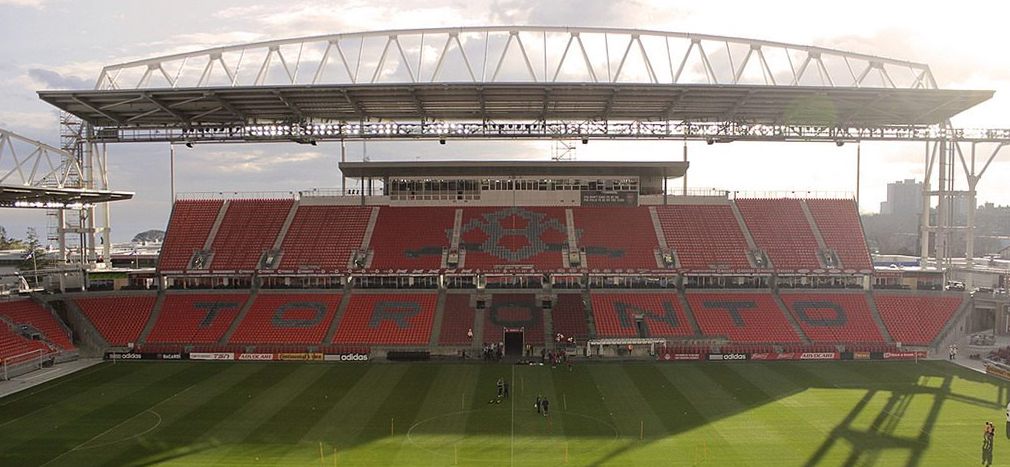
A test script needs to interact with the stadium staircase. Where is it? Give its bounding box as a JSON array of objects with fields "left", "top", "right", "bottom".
[
  {"left": 728, "top": 201, "right": 764, "bottom": 268},
  {"left": 137, "top": 292, "right": 166, "bottom": 345},
  {"left": 356, "top": 207, "right": 380, "bottom": 268},
  {"left": 323, "top": 290, "right": 353, "bottom": 344},
  {"left": 471, "top": 294, "right": 484, "bottom": 351},
  {"left": 582, "top": 289, "right": 598, "bottom": 339},
  {"left": 428, "top": 289, "right": 447, "bottom": 346},
  {"left": 61, "top": 298, "right": 109, "bottom": 353},
  {"left": 265, "top": 200, "right": 301, "bottom": 268},
  {"left": 799, "top": 199, "right": 831, "bottom": 268},
  {"left": 676, "top": 291, "right": 703, "bottom": 336},
  {"left": 772, "top": 291, "right": 812, "bottom": 344},
  {"left": 219, "top": 289, "right": 258, "bottom": 344},
  {"left": 648, "top": 206, "right": 670, "bottom": 268},
  {"left": 202, "top": 199, "right": 230, "bottom": 257},
  {"left": 864, "top": 291, "right": 895, "bottom": 344},
  {"left": 542, "top": 299, "right": 555, "bottom": 348}
]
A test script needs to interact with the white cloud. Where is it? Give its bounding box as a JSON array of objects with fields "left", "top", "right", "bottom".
[{"left": 0, "top": 0, "right": 45, "bottom": 7}]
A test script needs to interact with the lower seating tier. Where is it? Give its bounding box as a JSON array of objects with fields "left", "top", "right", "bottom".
[
  {"left": 75, "top": 295, "right": 156, "bottom": 346},
  {"left": 229, "top": 293, "right": 342, "bottom": 344},
  {"left": 332, "top": 293, "right": 436, "bottom": 345},
  {"left": 146, "top": 293, "right": 250, "bottom": 344}
]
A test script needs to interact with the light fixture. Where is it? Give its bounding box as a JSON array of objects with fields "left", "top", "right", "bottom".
[
  {"left": 581, "top": 138, "right": 588, "bottom": 145},
  {"left": 185, "top": 142, "right": 194, "bottom": 148},
  {"left": 439, "top": 138, "right": 446, "bottom": 145}
]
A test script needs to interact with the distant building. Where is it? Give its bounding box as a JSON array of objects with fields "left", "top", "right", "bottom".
[{"left": 880, "top": 179, "right": 922, "bottom": 216}]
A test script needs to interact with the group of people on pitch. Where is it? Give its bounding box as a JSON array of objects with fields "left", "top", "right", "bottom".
[{"left": 981, "top": 402, "right": 1010, "bottom": 466}]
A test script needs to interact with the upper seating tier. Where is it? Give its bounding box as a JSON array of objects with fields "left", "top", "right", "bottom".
[
  {"left": 655, "top": 205, "right": 752, "bottom": 270},
  {"left": 460, "top": 207, "right": 567, "bottom": 270},
  {"left": 370, "top": 207, "right": 453, "bottom": 270},
  {"left": 210, "top": 199, "right": 293, "bottom": 271},
  {"left": 278, "top": 205, "right": 371, "bottom": 271},
  {"left": 573, "top": 207, "right": 659, "bottom": 270},
  {"left": 736, "top": 199, "right": 821, "bottom": 270},
  {"left": 806, "top": 199, "right": 873, "bottom": 271},
  {"left": 158, "top": 200, "right": 222, "bottom": 271}
]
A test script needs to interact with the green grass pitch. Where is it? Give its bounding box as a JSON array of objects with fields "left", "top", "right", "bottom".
[{"left": 0, "top": 360, "right": 1007, "bottom": 466}]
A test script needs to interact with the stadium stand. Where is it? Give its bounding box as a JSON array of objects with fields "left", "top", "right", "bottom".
[
  {"left": 806, "top": 199, "right": 873, "bottom": 270},
  {"left": 0, "top": 325, "right": 50, "bottom": 361},
  {"left": 146, "top": 293, "right": 249, "bottom": 344},
  {"left": 875, "top": 293, "right": 963, "bottom": 346},
  {"left": 229, "top": 293, "right": 342, "bottom": 344},
  {"left": 686, "top": 292, "right": 803, "bottom": 343},
  {"left": 573, "top": 207, "right": 659, "bottom": 270},
  {"left": 210, "top": 199, "right": 292, "bottom": 271},
  {"left": 654, "top": 204, "right": 752, "bottom": 270},
  {"left": 370, "top": 207, "right": 454, "bottom": 270},
  {"left": 278, "top": 205, "right": 371, "bottom": 271},
  {"left": 333, "top": 293, "right": 436, "bottom": 345},
  {"left": 551, "top": 294, "right": 589, "bottom": 342},
  {"left": 483, "top": 294, "right": 545, "bottom": 345},
  {"left": 736, "top": 199, "right": 821, "bottom": 270},
  {"left": 0, "top": 299, "right": 74, "bottom": 350},
  {"left": 158, "top": 199, "right": 223, "bottom": 271},
  {"left": 439, "top": 294, "right": 476, "bottom": 345},
  {"left": 590, "top": 293, "right": 693, "bottom": 337},
  {"left": 459, "top": 207, "right": 567, "bottom": 270},
  {"left": 74, "top": 295, "right": 157, "bottom": 346},
  {"left": 779, "top": 293, "right": 885, "bottom": 344}
]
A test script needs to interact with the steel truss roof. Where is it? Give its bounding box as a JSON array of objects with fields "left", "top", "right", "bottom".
[{"left": 38, "top": 83, "right": 991, "bottom": 130}]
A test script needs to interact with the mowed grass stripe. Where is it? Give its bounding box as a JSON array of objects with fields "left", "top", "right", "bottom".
[
  {"left": 0, "top": 363, "right": 214, "bottom": 466},
  {"left": 388, "top": 364, "right": 481, "bottom": 465},
  {"left": 87, "top": 363, "right": 289, "bottom": 467},
  {"left": 545, "top": 362, "right": 623, "bottom": 465}
]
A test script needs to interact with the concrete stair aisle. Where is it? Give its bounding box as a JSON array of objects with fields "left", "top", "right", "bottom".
[
  {"left": 323, "top": 291, "right": 354, "bottom": 344},
  {"left": 582, "top": 289, "right": 597, "bottom": 339},
  {"left": 865, "top": 292, "right": 895, "bottom": 343},
  {"left": 137, "top": 292, "right": 167, "bottom": 345},
  {"left": 543, "top": 300, "right": 555, "bottom": 350},
  {"left": 772, "top": 291, "right": 812, "bottom": 345},
  {"left": 429, "top": 289, "right": 447, "bottom": 347},
  {"left": 799, "top": 199, "right": 832, "bottom": 268},
  {"left": 676, "top": 291, "right": 703, "bottom": 337},
  {"left": 729, "top": 200, "right": 764, "bottom": 268},
  {"left": 56, "top": 297, "right": 108, "bottom": 355},
  {"left": 219, "top": 291, "right": 258, "bottom": 344},
  {"left": 471, "top": 294, "right": 485, "bottom": 350},
  {"left": 648, "top": 206, "right": 671, "bottom": 268}
]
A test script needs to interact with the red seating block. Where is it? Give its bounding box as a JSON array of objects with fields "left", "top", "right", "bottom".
[
  {"left": 0, "top": 325, "right": 50, "bottom": 362},
  {"left": 806, "top": 199, "right": 872, "bottom": 271},
  {"left": 552, "top": 294, "right": 589, "bottom": 342},
  {"left": 573, "top": 207, "right": 659, "bottom": 270},
  {"left": 655, "top": 205, "right": 752, "bottom": 270},
  {"left": 158, "top": 200, "right": 222, "bottom": 271},
  {"left": 210, "top": 199, "right": 292, "bottom": 271},
  {"left": 440, "top": 294, "right": 475, "bottom": 345},
  {"left": 687, "top": 292, "right": 801, "bottom": 343},
  {"left": 370, "top": 207, "right": 454, "bottom": 270},
  {"left": 460, "top": 207, "right": 567, "bottom": 270},
  {"left": 75, "top": 295, "right": 156, "bottom": 346},
  {"left": 590, "top": 293, "right": 693, "bottom": 338},
  {"left": 229, "top": 293, "right": 341, "bottom": 344},
  {"left": 146, "top": 293, "right": 249, "bottom": 344},
  {"left": 780, "top": 293, "right": 885, "bottom": 344},
  {"left": 333, "top": 293, "right": 436, "bottom": 345},
  {"left": 279, "top": 205, "right": 371, "bottom": 271},
  {"left": 0, "top": 299, "right": 74, "bottom": 350},
  {"left": 483, "top": 294, "right": 545, "bottom": 345},
  {"left": 736, "top": 199, "right": 821, "bottom": 270},
  {"left": 875, "top": 293, "right": 963, "bottom": 346}
]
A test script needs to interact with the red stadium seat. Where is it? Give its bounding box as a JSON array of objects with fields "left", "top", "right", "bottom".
[
  {"left": 440, "top": 294, "right": 476, "bottom": 345},
  {"left": 736, "top": 199, "right": 821, "bottom": 270},
  {"left": 75, "top": 295, "right": 156, "bottom": 346},
  {"left": 158, "top": 200, "right": 222, "bottom": 271},
  {"left": 483, "top": 294, "right": 545, "bottom": 345},
  {"left": 875, "top": 293, "right": 963, "bottom": 346},
  {"left": 779, "top": 293, "right": 885, "bottom": 344},
  {"left": 687, "top": 292, "right": 802, "bottom": 343},
  {"left": 806, "top": 199, "right": 872, "bottom": 271},
  {"left": 370, "top": 207, "right": 454, "bottom": 270},
  {"left": 146, "top": 293, "right": 249, "bottom": 344},
  {"left": 211, "top": 199, "right": 293, "bottom": 271},
  {"left": 332, "top": 293, "right": 436, "bottom": 345},
  {"left": 655, "top": 204, "right": 752, "bottom": 270},
  {"left": 552, "top": 294, "right": 589, "bottom": 343},
  {"left": 590, "top": 293, "right": 693, "bottom": 338},
  {"left": 573, "top": 207, "right": 659, "bottom": 270},
  {"left": 279, "top": 205, "right": 371, "bottom": 271},
  {"left": 0, "top": 299, "right": 74, "bottom": 350},
  {"left": 459, "top": 207, "right": 567, "bottom": 270},
  {"left": 229, "top": 293, "right": 342, "bottom": 344},
  {"left": 0, "top": 325, "right": 50, "bottom": 361}
]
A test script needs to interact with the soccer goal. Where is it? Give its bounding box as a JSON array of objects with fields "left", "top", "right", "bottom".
[{"left": 1, "top": 349, "right": 47, "bottom": 381}]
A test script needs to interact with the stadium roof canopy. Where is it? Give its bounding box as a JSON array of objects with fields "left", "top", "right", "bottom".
[
  {"left": 35, "top": 26, "right": 993, "bottom": 140},
  {"left": 338, "top": 160, "right": 688, "bottom": 179}
]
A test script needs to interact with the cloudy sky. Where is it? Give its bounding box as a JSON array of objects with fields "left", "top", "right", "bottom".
[{"left": 2, "top": 0, "right": 1010, "bottom": 243}]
